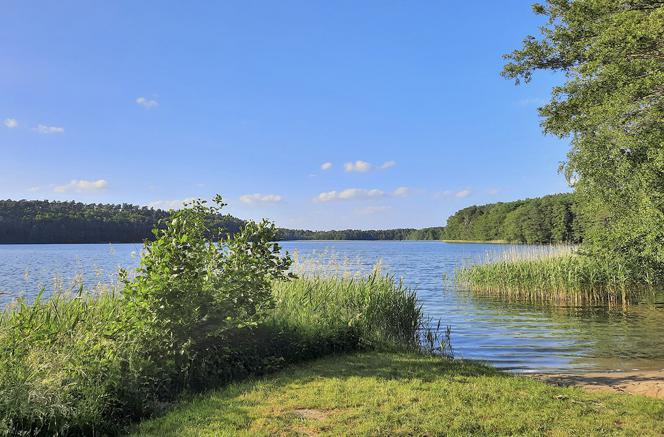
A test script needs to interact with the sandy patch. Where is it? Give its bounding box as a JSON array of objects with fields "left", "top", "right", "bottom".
[
  {"left": 532, "top": 370, "right": 664, "bottom": 399},
  {"left": 292, "top": 408, "right": 332, "bottom": 420}
]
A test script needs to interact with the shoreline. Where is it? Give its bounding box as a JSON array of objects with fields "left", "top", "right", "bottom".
[{"left": 532, "top": 369, "right": 664, "bottom": 400}]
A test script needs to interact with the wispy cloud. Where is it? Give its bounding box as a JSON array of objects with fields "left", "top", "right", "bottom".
[
  {"left": 314, "top": 188, "right": 384, "bottom": 203},
  {"left": 393, "top": 186, "right": 410, "bottom": 197},
  {"left": 487, "top": 187, "right": 500, "bottom": 195},
  {"left": 320, "top": 162, "right": 333, "bottom": 171},
  {"left": 34, "top": 124, "right": 64, "bottom": 134},
  {"left": 357, "top": 205, "right": 390, "bottom": 215},
  {"left": 239, "top": 193, "right": 283, "bottom": 204},
  {"left": 344, "top": 160, "right": 372, "bottom": 173},
  {"left": 455, "top": 188, "right": 472, "bottom": 198},
  {"left": 147, "top": 198, "right": 196, "bottom": 210},
  {"left": 343, "top": 160, "right": 396, "bottom": 173},
  {"left": 136, "top": 96, "right": 159, "bottom": 109},
  {"left": 3, "top": 118, "right": 18, "bottom": 128},
  {"left": 54, "top": 179, "right": 108, "bottom": 193},
  {"left": 435, "top": 188, "right": 473, "bottom": 199}
]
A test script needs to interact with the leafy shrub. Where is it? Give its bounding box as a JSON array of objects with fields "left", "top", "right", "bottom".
[{"left": 0, "top": 196, "right": 426, "bottom": 435}]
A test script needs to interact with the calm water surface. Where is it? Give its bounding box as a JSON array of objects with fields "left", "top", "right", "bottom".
[{"left": 1, "top": 241, "right": 663, "bottom": 373}]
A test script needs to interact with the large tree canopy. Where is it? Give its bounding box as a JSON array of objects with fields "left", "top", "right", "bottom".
[{"left": 503, "top": 0, "right": 664, "bottom": 275}]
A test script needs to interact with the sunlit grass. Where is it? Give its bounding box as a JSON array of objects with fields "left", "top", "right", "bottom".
[{"left": 132, "top": 352, "right": 664, "bottom": 436}]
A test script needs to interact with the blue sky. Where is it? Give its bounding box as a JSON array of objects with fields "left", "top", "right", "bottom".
[{"left": 1, "top": 1, "right": 570, "bottom": 230}]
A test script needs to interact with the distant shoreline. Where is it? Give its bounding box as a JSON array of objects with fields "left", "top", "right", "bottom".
[{"left": 442, "top": 239, "right": 511, "bottom": 244}]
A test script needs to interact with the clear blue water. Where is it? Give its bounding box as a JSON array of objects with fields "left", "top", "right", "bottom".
[{"left": 1, "top": 241, "right": 663, "bottom": 373}]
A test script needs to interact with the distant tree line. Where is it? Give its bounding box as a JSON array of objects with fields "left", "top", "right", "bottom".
[
  {"left": 276, "top": 227, "right": 443, "bottom": 241},
  {"left": 0, "top": 200, "right": 244, "bottom": 244},
  {"left": 0, "top": 196, "right": 582, "bottom": 245},
  {"left": 0, "top": 200, "right": 442, "bottom": 244},
  {"left": 442, "top": 193, "right": 583, "bottom": 244}
]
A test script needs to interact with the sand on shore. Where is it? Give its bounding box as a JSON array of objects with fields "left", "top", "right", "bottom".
[{"left": 531, "top": 370, "right": 664, "bottom": 399}]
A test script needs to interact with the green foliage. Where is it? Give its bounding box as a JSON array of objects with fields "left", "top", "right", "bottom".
[
  {"left": 0, "top": 197, "right": 425, "bottom": 435},
  {"left": 405, "top": 226, "right": 445, "bottom": 240},
  {"left": 276, "top": 227, "right": 440, "bottom": 241},
  {"left": 442, "top": 193, "right": 581, "bottom": 244},
  {"left": 271, "top": 273, "right": 422, "bottom": 351},
  {"left": 456, "top": 249, "right": 659, "bottom": 302},
  {"left": 503, "top": 0, "right": 664, "bottom": 276}
]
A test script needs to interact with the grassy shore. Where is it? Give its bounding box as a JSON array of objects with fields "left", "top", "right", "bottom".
[
  {"left": 133, "top": 352, "right": 664, "bottom": 436},
  {"left": 456, "top": 246, "right": 659, "bottom": 303},
  {"left": 0, "top": 274, "right": 426, "bottom": 435}
]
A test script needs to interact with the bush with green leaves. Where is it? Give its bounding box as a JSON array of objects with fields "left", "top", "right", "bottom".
[
  {"left": 0, "top": 196, "right": 426, "bottom": 435},
  {"left": 120, "top": 196, "right": 292, "bottom": 393}
]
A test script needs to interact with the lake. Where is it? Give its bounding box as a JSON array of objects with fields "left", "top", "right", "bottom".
[{"left": 1, "top": 241, "right": 663, "bottom": 373}]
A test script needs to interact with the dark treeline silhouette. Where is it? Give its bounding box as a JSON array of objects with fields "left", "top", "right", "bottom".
[
  {"left": 0, "top": 200, "right": 441, "bottom": 243},
  {"left": 442, "top": 193, "right": 583, "bottom": 244},
  {"left": 0, "top": 200, "right": 245, "bottom": 244},
  {"left": 276, "top": 227, "right": 443, "bottom": 241},
  {"left": 0, "top": 195, "right": 582, "bottom": 245}
]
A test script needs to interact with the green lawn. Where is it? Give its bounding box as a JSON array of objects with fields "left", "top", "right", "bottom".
[{"left": 132, "top": 352, "right": 664, "bottom": 436}]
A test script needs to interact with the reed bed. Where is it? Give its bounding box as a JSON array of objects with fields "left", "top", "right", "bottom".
[
  {"left": 0, "top": 270, "right": 427, "bottom": 435},
  {"left": 456, "top": 246, "right": 657, "bottom": 303},
  {"left": 272, "top": 273, "right": 421, "bottom": 351},
  {"left": 455, "top": 246, "right": 655, "bottom": 304}
]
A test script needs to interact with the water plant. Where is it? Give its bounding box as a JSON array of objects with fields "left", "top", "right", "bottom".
[{"left": 456, "top": 246, "right": 659, "bottom": 303}]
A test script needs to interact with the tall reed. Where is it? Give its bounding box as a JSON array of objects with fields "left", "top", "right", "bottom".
[
  {"left": 456, "top": 246, "right": 657, "bottom": 303},
  {"left": 0, "top": 271, "right": 430, "bottom": 434}
]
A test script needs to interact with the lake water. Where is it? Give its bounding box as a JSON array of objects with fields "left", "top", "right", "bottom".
[{"left": 1, "top": 241, "right": 663, "bottom": 373}]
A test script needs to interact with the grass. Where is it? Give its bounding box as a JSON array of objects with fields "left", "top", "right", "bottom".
[
  {"left": 132, "top": 352, "right": 664, "bottom": 436},
  {"left": 0, "top": 273, "right": 426, "bottom": 435},
  {"left": 271, "top": 274, "right": 423, "bottom": 351},
  {"left": 456, "top": 246, "right": 658, "bottom": 303}
]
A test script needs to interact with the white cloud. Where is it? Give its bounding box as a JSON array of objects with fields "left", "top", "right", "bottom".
[
  {"left": 3, "top": 118, "right": 18, "bottom": 128},
  {"left": 239, "top": 193, "right": 283, "bottom": 204},
  {"left": 344, "top": 160, "right": 372, "bottom": 172},
  {"left": 455, "top": 189, "right": 472, "bottom": 198},
  {"left": 343, "top": 160, "right": 395, "bottom": 173},
  {"left": 487, "top": 187, "right": 500, "bottom": 195},
  {"left": 54, "top": 179, "right": 108, "bottom": 193},
  {"left": 136, "top": 97, "right": 159, "bottom": 109},
  {"left": 315, "top": 191, "right": 338, "bottom": 202},
  {"left": 320, "top": 162, "right": 333, "bottom": 171},
  {"left": 435, "top": 188, "right": 473, "bottom": 199},
  {"left": 393, "top": 186, "right": 410, "bottom": 197},
  {"left": 34, "top": 124, "right": 64, "bottom": 134},
  {"left": 314, "top": 188, "right": 384, "bottom": 202},
  {"left": 147, "top": 198, "right": 196, "bottom": 210}
]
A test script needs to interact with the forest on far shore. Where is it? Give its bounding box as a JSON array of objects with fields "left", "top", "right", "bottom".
[
  {"left": 0, "top": 194, "right": 579, "bottom": 244},
  {"left": 441, "top": 193, "right": 582, "bottom": 244},
  {"left": 0, "top": 199, "right": 444, "bottom": 243}
]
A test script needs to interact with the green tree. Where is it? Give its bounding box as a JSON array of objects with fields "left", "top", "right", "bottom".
[{"left": 503, "top": 0, "right": 664, "bottom": 276}]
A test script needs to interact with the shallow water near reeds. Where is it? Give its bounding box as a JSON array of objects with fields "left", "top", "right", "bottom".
[{"left": 1, "top": 241, "right": 663, "bottom": 373}]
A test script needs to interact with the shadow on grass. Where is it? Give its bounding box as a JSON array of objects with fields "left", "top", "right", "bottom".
[{"left": 133, "top": 352, "right": 509, "bottom": 436}]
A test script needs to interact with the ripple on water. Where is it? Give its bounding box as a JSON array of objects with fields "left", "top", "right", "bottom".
[{"left": 1, "top": 241, "right": 663, "bottom": 373}]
